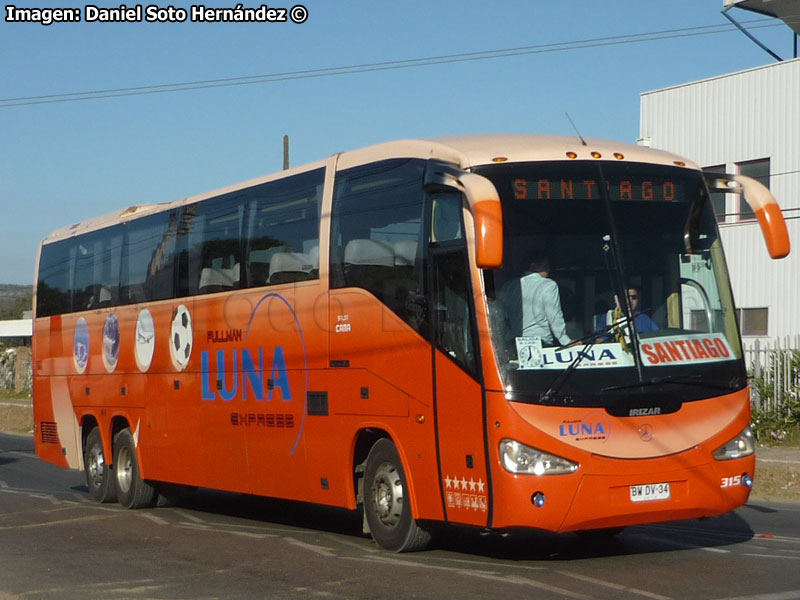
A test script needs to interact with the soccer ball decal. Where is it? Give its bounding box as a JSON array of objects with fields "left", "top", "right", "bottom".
[{"left": 169, "top": 304, "right": 193, "bottom": 371}]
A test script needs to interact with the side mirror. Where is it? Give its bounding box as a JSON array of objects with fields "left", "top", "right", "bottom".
[
  {"left": 704, "top": 173, "right": 790, "bottom": 259},
  {"left": 425, "top": 163, "right": 504, "bottom": 268}
]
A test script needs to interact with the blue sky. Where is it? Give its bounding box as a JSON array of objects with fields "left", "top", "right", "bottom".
[{"left": 1, "top": 0, "right": 796, "bottom": 285}]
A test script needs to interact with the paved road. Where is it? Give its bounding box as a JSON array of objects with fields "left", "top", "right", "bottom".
[{"left": 2, "top": 433, "right": 800, "bottom": 600}]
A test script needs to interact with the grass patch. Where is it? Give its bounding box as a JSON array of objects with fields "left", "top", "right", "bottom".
[{"left": 751, "top": 461, "right": 800, "bottom": 503}]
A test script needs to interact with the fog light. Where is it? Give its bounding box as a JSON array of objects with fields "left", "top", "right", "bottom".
[
  {"left": 532, "top": 492, "right": 546, "bottom": 508},
  {"left": 742, "top": 473, "right": 753, "bottom": 488}
]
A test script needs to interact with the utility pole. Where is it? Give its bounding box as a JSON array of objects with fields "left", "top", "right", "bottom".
[{"left": 283, "top": 135, "right": 290, "bottom": 170}]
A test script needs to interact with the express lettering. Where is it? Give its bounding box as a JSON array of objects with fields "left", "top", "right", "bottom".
[{"left": 201, "top": 347, "right": 292, "bottom": 402}]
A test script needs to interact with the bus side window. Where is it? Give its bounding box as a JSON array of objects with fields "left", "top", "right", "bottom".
[
  {"left": 331, "top": 158, "right": 426, "bottom": 331},
  {"left": 244, "top": 168, "right": 323, "bottom": 288},
  {"left": 69, "top": 227, "right": 124, "bottom": 310},
  {"left": 37, "top": 238, "right": 76, "bottom": 317},
  {"left": 430, "top": 195, "right": 477, "bottom": 377},
  {"left": 120, "top": 210, "right": 179, "bottom": 304},
  {"left": 180, "top": 198, "right": 244, "bottom": 296}
]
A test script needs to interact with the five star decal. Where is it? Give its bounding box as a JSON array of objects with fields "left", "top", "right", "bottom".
[{"left": 443, "top": 475, "right": 488, "bottom": 511}]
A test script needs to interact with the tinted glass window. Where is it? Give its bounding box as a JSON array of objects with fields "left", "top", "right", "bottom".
[
  {"left": 72, "top": 227, "right": 123, "bottom": 310},
  {"left": 37, "top": 238, "right": 75, "bottom": 317},
  {"left": 245, "top": 169, "right": 323, "bottom": 287},
  {"left": 181, "top": 197, "right": 244, "bottom": 296},
  {"left": 36, "top": 170, "right": 324, "bottom": 315},
  {"left": 331, "top": 159, "right": 425, "bottom": 326},
  {"left": 121, "top": 210, "right": 179, "bottom": 304}
]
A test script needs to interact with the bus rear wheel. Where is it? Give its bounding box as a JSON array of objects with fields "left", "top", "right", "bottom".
[
  {"left": 84, "top": 427, "right": 116, "bottom": 503},
  {"left": 363, "top": 439, "right": 431, "bottom": 552},
  {"left": 113, "top": 427, "right": 156, "bottom": 509}
]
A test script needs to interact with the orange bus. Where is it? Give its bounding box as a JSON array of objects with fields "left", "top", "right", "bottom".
[{"left": 32, "top": 134, "right": 790, "bottom": 551}]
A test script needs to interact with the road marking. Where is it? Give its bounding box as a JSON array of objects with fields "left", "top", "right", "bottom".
[
  {"left": 324, "top": 535, "right": 380, "bottom": 554},
  {"left": 557, "top": 570, "right": 672, "bottom": 600},
  {"left": 138, "top": 512, "right": 169, "bottom": 526},
  {"left": 227, "top": 530, "right": 273, "bottom": 540},
  {"left": 711, "top": 590, "right": 800, "bottom": 600},
  {"left": 29, "top": 492, "right": 61, "bottom": 505},
  {"left": 743, "top": 553, "right": 800, "bottom": 561},
  {"left": 174, "top": 522, "right": 279, "bottom": 539},
  {"left": 284, "top": 537, "right": 337, "bottom": 557},
  {"left": 0, "top": 513, "right": 118, "bottom": 530},
  {"left": 754, "top": 534, "right": 800, "bottom": 545},
  {"left": 172, "top": 509, "right": 205, "bottom": 524},
  {"left": 349, "top": 555, "right": 593, "bottom": 600}
]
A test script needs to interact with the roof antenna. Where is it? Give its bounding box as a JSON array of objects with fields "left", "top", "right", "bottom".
[{"left": 565, "top": 112, "right": 588, "bottom": 146}]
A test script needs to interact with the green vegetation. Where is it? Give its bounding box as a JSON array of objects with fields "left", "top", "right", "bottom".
[
  {"left": 0, "top": 388, "right": 30, "bottom": 401},
  {"left": 750, "top": 349, "right": 800, "bottom": 447},
  {"left": 0, "top": 286, "right": 32, "bottom": 319}
]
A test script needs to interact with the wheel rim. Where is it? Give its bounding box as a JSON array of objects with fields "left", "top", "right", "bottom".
[
  {"left": 87, "top": 446, "right": 105, "bottom": 489},
  {"left": 116, "top": 445, "right": 133, "bottom": 494},
  {"left": 371, "top": 461, "right": 404, "bottom": 528}
]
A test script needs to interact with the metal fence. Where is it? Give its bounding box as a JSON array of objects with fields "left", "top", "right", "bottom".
[{"left": 744, "top": 335, "right": 800, "bottom": 412}]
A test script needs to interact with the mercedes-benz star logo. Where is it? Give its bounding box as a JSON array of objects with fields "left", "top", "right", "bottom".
[{"left": 638, "top": 424, "right": 654, "bottom": 442}]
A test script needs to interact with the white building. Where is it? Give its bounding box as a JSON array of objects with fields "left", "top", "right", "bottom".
[{"left": 639, "top": 57, "right": 799, "bottom": 347}]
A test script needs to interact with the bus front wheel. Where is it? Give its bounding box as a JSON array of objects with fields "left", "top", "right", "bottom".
[
  {"left": 84, "top": 427, "right": 117, "bottom": 504},
  {"left": 113, "top": 427, "right": 155, "bottom": 509},
  {"left": 363, "top": 439, "right": 431, "bottom": 552}
]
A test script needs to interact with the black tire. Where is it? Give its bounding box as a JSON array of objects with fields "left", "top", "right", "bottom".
[
  {"left": 83, "top": 427, "right": 117, "bottom": 504},
  {"left": 113, "top": 427, "right": 156, "bottom": 509},
  {"left": 363, "top": 439, "right": 431, "bottom": 552}
]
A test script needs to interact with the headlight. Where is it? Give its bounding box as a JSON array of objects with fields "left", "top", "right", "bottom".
[
  {"left": 712, "top": 426, "right": 755, "bottom": 461},
  {"left": 499, "top": 439, "right": 579, "bottom": 475}
]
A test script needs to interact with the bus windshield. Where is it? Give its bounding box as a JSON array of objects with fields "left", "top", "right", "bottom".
[{"left": 477, "top": 160, "right": 746, "bottom": 409}]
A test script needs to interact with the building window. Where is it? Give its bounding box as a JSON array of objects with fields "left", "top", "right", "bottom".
[
  {"left": 736, "top": 159, "right": 770, "bottom": 222},
  {"left": 737, "top": 307, "right": 768, "bottom": 336},
  {"left": 702, "top": 164, "right": 727, "bottom": 223}
]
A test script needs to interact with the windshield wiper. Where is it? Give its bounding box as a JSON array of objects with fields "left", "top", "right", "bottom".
[
  {"left": 596, "top": 162, "right": 644, "bottom": 381},
  {"left": 601, "top": 374, "right": 741, "bottom": 393},
  {"left": 540, "top": 316, "right": 633, "bottom": 403}
]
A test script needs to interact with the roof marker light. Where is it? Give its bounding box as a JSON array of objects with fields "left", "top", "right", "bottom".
[
  {"left": 614, "top": 153, "right": 625, "bottom": 160},
  {"left": 492, "top": 156, "right": 508, "bottom": 163},
  {"left": 591, "top": 151, "right": 602, "bottom": 159},
  {"left": 674, "top": 160, "right": 686, "bottom": 167},
  {"left": 566, "top": 152, "right": 578, "bottom": 159}
]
